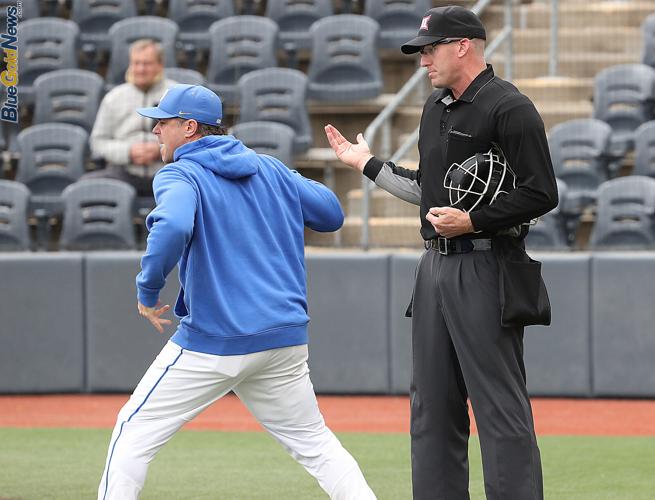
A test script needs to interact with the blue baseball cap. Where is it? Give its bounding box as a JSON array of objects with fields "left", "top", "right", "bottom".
[{"left": 136, "top": 84, "right": 222, "bottom": 125}]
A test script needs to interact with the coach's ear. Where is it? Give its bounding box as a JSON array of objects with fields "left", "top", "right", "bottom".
[{"left": 184, "top": 119, "right": 200, "bottom": 138}]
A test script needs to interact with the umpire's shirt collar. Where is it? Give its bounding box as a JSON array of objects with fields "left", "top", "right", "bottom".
[{"left": 435, "top": 64, "right": 495, "bottom": 104}]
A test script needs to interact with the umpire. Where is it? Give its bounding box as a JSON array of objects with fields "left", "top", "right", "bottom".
[{"left": 325, "top": 6, "right": 558, "bottom": 500}]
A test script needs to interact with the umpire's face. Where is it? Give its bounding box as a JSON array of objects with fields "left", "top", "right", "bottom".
[{"left": 153, "top": 118, "right": 196, "bottom": 163}]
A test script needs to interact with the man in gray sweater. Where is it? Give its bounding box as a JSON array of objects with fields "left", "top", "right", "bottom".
[{"left": 85, "top": 39, "right": 177, "bottom": 196}]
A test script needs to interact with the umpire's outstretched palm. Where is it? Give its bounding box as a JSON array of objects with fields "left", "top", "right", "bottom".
[{"left": 324, "top": 124, "right": 373, "bottom": 172}]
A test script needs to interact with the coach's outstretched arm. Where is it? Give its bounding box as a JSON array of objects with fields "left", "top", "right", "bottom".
[{"left": 325, "top": 124, "right": 422, "bottom": 206}]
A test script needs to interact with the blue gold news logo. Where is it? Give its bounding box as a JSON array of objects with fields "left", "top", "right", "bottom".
[{"left": 1, "top": 2, "right": 19, "bottom": 123}]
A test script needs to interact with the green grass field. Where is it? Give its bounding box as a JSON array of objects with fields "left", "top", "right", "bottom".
[{"left": 1, "top": 428, "right": 654, "bottom": 499}]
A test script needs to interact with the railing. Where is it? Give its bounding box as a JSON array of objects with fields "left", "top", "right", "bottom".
[{"left": 359, "top": 0, "right": 515, "bottom": 249}]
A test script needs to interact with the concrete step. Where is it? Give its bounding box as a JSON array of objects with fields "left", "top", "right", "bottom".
[
  {"left": 484, "top": 2, "right": 655, "bottom": 30},
  {"left": 340, "top": 216, "right": 423, "bottom": 248},
  {"left": 491, "top": 52, "right": 640, "bottom": 79},
  {"left": 347, "top": 188, "right": 421, "bottom": 218},
  {"left": 514, "top": 77, "right": 593, "bottom": 103},
  {"left": 490, "top": 27, "right": 642, "bottom": 55}
]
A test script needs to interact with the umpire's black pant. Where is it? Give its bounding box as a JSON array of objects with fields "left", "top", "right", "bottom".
[{"left": 410, "top": 248, "right": 543, "bottom": 500}]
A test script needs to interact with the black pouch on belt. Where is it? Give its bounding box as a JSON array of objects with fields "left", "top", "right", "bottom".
[{"left": 494, "top": 238, "right": 551, "bottom": 327}]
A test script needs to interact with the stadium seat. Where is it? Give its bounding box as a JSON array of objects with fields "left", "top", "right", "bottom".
[
  {"left": 237, "top": 68, "right": 312, "bottom": 153},
  {"left": 307, "top": 15, "right": 383, "bottom": 101},
  {"left": 33, "top": 69, "right": 105, "bottom": 132},
  {"left": 17, "top": 18, "right": 79, "bottom": 105},
  {"left": 589, "top": 176, "right": 655, "bottom": 249},
  {"left": 71, "top": 0, "right": 137, "bottom": 67},
  {"left": 642, "top": 14, "right": 655, "bottom": 69},
  {"left": 206, "top": 16, "right": 278, "bottom": 104},
  {"left": 106, "top": 16, "right": 179, "bottom": 86},
  {"left": 232, "top": 121, "right": 296, "bottom": 169},
  {"left": 0, "top": 180, "right": 30, "bottom": 251},
  {"left": 525, "top": 179, "right": 569, "bottom": 250},
  {"left": 16, "top": 124, "right": 89, "bottom": 248},
  {"left": 593, "top": 64, "right": 655, "bottom": 157},
  {"left": 265, "top": 0, "right": 333, "bottom": 51},
  {"left": 364, "top": 0, "right": 430, "bottom": 49},
  {"left": 60, "top": 179, "right": 136, "bottom": 250},
  {"left": 168, "top": 0, "right": 234, "bottom": 55},
  {"left": 164, "top": 67, "right": 206, "bottom": 86},
  {"left": 633, "top": 121, "right": 655, "bottom": 179},
  {"left": 548, "top": 118, "right": 612, "bottom": 225}
]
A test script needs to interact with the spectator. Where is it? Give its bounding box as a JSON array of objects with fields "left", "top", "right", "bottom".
[{"left": 85, "top": 39, "right": 177, "bottom": 196}]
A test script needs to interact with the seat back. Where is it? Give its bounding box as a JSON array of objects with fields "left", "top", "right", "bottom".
[
  {"left": 18, "top": 18, "right": 79, "bottom": 87},
  {"left": 364, "top": 0, "right": 430, "bottom": 48},
  {"left": 590, "top": 176, "right": 655, "bottom": 249},
  {"left": 71, "top": 0, "right": 137, "bottom": 37},
  {"left": 593, "top": 64, "right": 655, "bottom": 153},
  {"left": 60, "top": 179, "right": 136, "bottom": 250},
  {"left": 168, "top": 0, "right": 234, "bottom": 36},
  {"left": 164, "top": 67, "right": 206, "bottom": 86},
  {"left": 207, "top": 16, "right": 278, "bottom": 104},
  {"left": 232, "top": 121, "right": 296, "bottom": 168},
  {"left": 265, "top": 0, "right": 333, "bottom": 49},
  {"left": 106, "top": 16, "right": 179, "bottom": 84},
  {"left": 633, "top": 121, "right": 655, "bottom": 179},
  {"left": 525, "top": 179, "right": 569, "bottom": 249},
  {"left": 33, "top": 69, "right": 105, "bottom": 131},
  {"left": 307, "top": 15, "right": 382, "bottom": 101},
  {"left": 16, "top": 124, "right": 89, "bottom": 197},
  {"left": 238, "top": 68, "right": 312, "bottom": 153},
  {"left": 0, "top": 180, "right": 30, "bottom": 251}
]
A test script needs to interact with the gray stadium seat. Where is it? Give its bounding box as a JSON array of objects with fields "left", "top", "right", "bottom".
[
  {"left": 307, "top": 15, "right": 382, "bottom": 102},
  {"left": 0, "top": 180, "right": 30, "bottom": 251},
  {"left": 633, "top": 121, "right": 655, "bottom": 179},
  {"left": 71, "top": 0, "right": 137, "bottom": 54},
  {"left": 364, "top": 0, "right": 430, "bottom": 49},
  {"left": 232, "top": 121, "right": 296, "bottom": 169},
  {"left": 589, "top": 176, "right": 655, "bottom": 249},
  {"left": 106, "top": 16, "right": 179, "bottom": 85},
  {"left": 164, "top": 67, "right": 206, "bottom": 86},
  {"left": 33, "top": 69, "right": 105, "bottom": 132},
  {"left": 237, "top": 68, "right": 312, "bottom": 153},
  {"left": 265, "top": 0, "right": 333, "bottom": 50},
  {"left": 17, "top": 18, "right": 79, "bottom": 105},
  {"left": 169, "top": 0, "right": 234, "bottom": 52},
  {"left": 60, "top": 179, "right": 136, "bottom": 250},
  {"left": 525, "top": 179, "right": 569, "bottom": 250},
  {"left": 16, "top": 123, "right": 89, "bottom": 248},
  {"left": 206, "top": 16, "right": 278, "bottom": 104},
  {"left": 548, "top": 118, "right": 612, "bottom": 224},
  {"left": 593, "top": 64, "right": 655, "bottom": 157},
  {"left": 642, "top": 14, "right": 655, "bottom": 69}
]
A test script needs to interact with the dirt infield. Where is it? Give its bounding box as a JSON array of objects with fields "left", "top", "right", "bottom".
[{"left": 1, "top": 394, "right": 654, "bottom": 435}]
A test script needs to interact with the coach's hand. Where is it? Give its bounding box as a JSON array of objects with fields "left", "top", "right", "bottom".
[
  {"left": 426, "top": 207, "right": 474, "bottom": 238},
  {"left": 324, "top": 124, "right": 373, "bottom": 172},
  {"left": 138, "top": 301, "right": 172, "bottom": 334}
]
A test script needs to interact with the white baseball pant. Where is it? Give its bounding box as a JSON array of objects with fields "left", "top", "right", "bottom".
[{"left": 98, "top": 341, "right": 376, "bottom": 500}]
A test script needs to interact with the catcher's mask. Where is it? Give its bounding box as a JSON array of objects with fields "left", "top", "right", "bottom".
[{"left": 443, "top": 145, "right": 516, "bottom": 212}]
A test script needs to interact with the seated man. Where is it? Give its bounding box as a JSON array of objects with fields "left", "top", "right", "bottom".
[{"left": 85, "top": 39, "right": 177, "bottom": 196}]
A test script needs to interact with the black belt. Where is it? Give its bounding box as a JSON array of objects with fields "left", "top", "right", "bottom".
[{"left": 424, "top": 237, "right": 493, "bottom": 255}]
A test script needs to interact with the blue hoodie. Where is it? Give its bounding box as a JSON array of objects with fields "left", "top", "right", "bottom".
[{"left": 136, "top": 135, "right": 344, "bottom": 355}]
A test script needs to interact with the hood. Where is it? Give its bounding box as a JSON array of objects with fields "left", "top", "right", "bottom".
[{"left": 174, "top": 135, "right": 260, "bottom": 180}]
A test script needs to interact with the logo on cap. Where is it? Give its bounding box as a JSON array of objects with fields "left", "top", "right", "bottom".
[{"left": 420, "top": 15, "right": 430, "bottom": 31}]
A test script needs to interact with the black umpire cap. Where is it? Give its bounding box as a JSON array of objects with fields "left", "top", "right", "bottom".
[{"left": 401, "top": 6, "right": 487, "bottom": 54}]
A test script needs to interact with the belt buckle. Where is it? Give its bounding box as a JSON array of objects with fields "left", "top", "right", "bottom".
[{"left": 437, "top": 237, "right": 449, "bottom": 255}]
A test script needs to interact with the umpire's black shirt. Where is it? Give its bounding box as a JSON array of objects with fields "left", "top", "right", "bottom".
[{"left": 364, "top": 65, "right": 558, "bottom": 240}]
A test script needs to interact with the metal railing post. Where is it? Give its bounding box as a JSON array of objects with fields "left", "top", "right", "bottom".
[
  {"left": 549, "top": 0, "right": 559, "bottom": 76},
  {"left": 505, "top": 0, "right": 514, "bottom": 81}
]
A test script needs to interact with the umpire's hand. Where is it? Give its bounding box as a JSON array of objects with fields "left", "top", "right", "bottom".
[
  {"left": 324, "top": 124, "right": 373, "bottom": 172},
  {"left": 426, "top": 207, "right": 474, "bottom": 238},
  {"left": 138, "top": 301, "right": 172, "bottom": 334}
]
